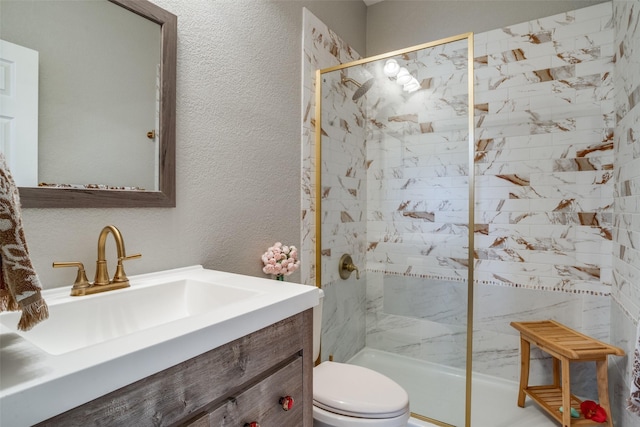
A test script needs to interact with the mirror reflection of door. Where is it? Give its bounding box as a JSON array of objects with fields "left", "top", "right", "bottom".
[
  {"left": 1, "top": 1, "right": 160, "bottom": 190},
  {"left": 0, "top": 39, "right": 39, "bottom": 187}
]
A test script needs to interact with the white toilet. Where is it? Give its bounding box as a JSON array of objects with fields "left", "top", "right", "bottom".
[{"left": 313, "top": 289, "right": 410, "bottom": 427}]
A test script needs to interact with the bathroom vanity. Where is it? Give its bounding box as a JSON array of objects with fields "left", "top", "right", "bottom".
[
  {"left": 0, "top": 266, "right": 318, "bottom": 426},
  {"left": 38, "top": 311, "right": 312, "bottom": 426}
]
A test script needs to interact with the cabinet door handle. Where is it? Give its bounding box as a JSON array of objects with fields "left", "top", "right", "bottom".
[{"left": 279, "top": 395, "right": 294, "bottom": 411}]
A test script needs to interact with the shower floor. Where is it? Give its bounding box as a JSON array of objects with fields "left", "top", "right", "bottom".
[{"left": 347, "top": 348, "right": 557, "bottom": 427}]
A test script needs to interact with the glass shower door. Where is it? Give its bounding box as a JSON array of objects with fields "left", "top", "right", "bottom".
[{"left": 317, "top": 34, "right": 474, "bottom": 426}]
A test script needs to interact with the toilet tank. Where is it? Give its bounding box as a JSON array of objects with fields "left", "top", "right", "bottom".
[{"left": 313, "top": 288, "right": 324, "bottom": 362}]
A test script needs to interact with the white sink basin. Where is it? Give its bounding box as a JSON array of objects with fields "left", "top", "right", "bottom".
[
  {"left": 0, "top": 277, "right": 260, "bottom": 355},
  {"left": 0, "top": 265, "right": 318, "bottom": 427}
]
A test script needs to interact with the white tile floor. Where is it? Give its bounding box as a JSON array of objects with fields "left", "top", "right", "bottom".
[{"left": 349, "top": 348, "right": 558, "bottom": 427}]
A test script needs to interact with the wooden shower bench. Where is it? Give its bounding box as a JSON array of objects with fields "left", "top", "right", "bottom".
[{"left": 510, "top": 320, "right": 624, "bottom": 427}]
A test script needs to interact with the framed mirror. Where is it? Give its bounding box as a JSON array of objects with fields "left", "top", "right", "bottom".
[{"left": 3, "top": 0, "right": 176, "bottom": 208}]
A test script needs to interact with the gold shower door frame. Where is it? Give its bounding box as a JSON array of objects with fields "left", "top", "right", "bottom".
[{"left": 314, "top": 32, "right": 475, "bottom": 427}]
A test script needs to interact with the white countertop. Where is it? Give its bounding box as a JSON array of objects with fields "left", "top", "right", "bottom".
[{"left": 0, "top": 265, "right": 318, "bottom": 426}]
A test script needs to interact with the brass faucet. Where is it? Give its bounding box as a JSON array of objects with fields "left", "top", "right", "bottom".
[{"left": 53, "top": 225, "right": 141, "bottom": 296}]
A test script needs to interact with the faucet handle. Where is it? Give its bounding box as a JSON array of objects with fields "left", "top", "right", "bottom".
[
  {"left": 338, "top": 254, "right": 361, "bottom": 280},
  {"left": 112, "top": 253, "right": 142, "bottom": 283},
  {"left": 120, "top": 253, "right": 142, "bottom": 262},
  {"left": 53, "top": 261, "right": 91, "bottom": 295}
]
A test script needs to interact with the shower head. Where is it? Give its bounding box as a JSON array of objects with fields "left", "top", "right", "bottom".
[{"left": 341, "top": 77, "right": 375, "bottom": 101}]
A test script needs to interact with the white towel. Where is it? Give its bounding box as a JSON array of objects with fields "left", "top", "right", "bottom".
[
  {"left": 0, "top": 153, "right": 48, "bottom": 330},
  {"left": 628, "top": 320, "right": 640, "bottom": 415}
]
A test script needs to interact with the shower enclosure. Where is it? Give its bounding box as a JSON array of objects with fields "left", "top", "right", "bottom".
[{"left": 315, "top": 33, "right": 475, "bottom": 426}]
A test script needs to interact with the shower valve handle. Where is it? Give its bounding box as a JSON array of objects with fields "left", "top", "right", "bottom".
[
  {"left": 339, "top": 254, "right": 360, "bottom": 280},
  {"left": 347, "top": 263, "right": 360, "bottom": 280}
]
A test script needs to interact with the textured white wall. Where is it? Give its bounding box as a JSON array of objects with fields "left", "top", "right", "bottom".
[{"left": 20, "top": 0, "right": 366, "bottom": 289}]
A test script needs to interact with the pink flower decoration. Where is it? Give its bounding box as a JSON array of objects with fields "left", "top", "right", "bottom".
[{"left": 262, "top": 242, "right": 300, "bottom": 278}]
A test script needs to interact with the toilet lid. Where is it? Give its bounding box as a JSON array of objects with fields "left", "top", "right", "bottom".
[{"left": 313, "top": 362, "right": 409, "bottom": 419}]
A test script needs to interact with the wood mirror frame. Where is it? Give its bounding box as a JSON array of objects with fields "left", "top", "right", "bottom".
[{"left": 19, "top": 0, "right": 176, "bottom": 208}]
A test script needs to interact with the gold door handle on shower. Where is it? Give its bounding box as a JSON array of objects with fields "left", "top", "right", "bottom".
[{"left": 339, "top": 254, "right": 360, "bottom": 280}]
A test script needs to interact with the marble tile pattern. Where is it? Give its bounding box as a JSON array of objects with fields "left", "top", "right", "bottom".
[
  {"left": 611, "top": 0, "right": 640, "bottom": 425},
  {"left": 362, "top": 38, "right": 476, "bottom": 371},
  {"left": 301, "top": 9, "right": 366, "bottom": 362},
  {"left": 302, "top": 9, "right": 360, "bottom": 288},
  {"left": 365, "top": 39, "right": 471, "bottom": 281},
  {"left": 365, "top": 1, "right": 615, "bottom": 383},
  {"left": 317, "top": 63, "right": 369, "bottom": 361},
  {"left": 474, "top": 2, "right": 615, "bottom": 297},
  {"left": 471, "top": 2, "right": 618, "bottom": 400},
  {"left": 301, "top": 1, "right": 629, "bottom": 404}
]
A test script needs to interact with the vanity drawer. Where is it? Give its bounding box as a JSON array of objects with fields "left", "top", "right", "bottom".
[{"left": 206, "top": 356, "right": 303, "bottom": 426}]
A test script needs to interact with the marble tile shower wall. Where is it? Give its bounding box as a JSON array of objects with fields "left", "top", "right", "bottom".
[
  {"left": 470, "top": 2, "right": 616, "bottom": 387},
  {"left": 474, "top": 2, "right": 614, "bottom": 296},
  {"left": 365, "top": 40, "right": 470, "bottom": 279},
  {"left": 318, "top": 67, "right": 369, "bottom": 361},
  {"left": 302, "top": 9, "right": 367, "bottom": 362},
  {"left": 302, "top": 3, "right": 623, "bottom": 391},
  {"left": 611, "top": 1, "right": 640, "bottom": 425},
  {"left": 366, "top": 2, "right": 615, "bottom": 389},
  {"left": 365, "top": 38, "right": 472, "bottom": 369}
]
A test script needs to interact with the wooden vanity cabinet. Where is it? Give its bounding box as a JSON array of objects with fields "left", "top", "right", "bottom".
[
  {"left": 186, "top": 357, "right": 303, "bottom": 427},
  {"left": 37, "top": 310, "right": 313, "bottom": 427}
]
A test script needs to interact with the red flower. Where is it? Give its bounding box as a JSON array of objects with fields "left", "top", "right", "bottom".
[{"left": 580, "top": 400, "right": 607, "bottom": 423}]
